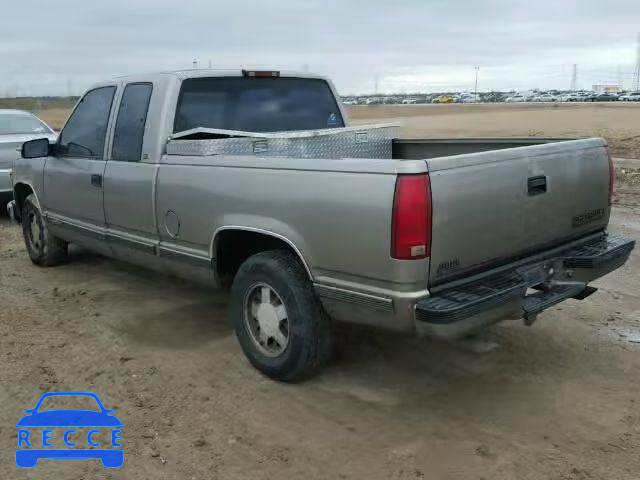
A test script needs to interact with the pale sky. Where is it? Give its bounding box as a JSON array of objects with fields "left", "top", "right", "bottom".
[{"left": 1, "top": 0, "right": 639, "bottom": 96}]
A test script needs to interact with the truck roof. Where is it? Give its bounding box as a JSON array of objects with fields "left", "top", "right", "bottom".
[{"left": 94, "top": 69, "right": 328, "bottom": 87}]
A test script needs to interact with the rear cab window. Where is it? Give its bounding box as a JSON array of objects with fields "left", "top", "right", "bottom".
[
  {"left": 173, "top": 76, "right": 344, "bottom": 133},
  {"left": 111, "top": 83, "right": 153, "bottom": 162}
]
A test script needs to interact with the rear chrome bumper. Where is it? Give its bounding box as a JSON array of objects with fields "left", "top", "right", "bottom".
[{"left": 414, "top": 233, "right": 635, "bottom": 339}]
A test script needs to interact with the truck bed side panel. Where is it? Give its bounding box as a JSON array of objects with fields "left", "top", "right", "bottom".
[{"left": 154, "top": 157, "right": 428, "bottom": 291}]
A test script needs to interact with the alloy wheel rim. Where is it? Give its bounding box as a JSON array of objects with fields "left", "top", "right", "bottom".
[
  {"left": 28, "top": 213, "right": 42, "bottom": 251},
  {"left": 243, "top": 282, "right": 290, "bottom": 357}
]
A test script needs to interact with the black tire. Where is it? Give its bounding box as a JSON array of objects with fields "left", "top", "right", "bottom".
[
  {"left": 229, "top": 250, "right": 332, "bottom": 382},
  {"left": 21, "top": 194, "right": 67, "bottom": 266}
]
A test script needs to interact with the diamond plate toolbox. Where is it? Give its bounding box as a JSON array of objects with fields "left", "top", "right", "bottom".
[{"left": 166, "top": 124, "right": 400, "bottom": 159}]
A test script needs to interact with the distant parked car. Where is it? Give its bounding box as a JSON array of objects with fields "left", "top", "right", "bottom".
[
  {"left": 0, "top": 110, "right": 56, "bottom": 207},
  {"left": 459, "top": 94, "right": 481, "bottom": 103},
  {"left": 559, "top": 93, "right": 579, "bottom": 102},
  {"left": 619, "top": 92, "right": 640, "bottom": 101},
  {"left": 365, "top": 97, "right": 384, "bottom": 105},
  {"left": 482, "top": 92, "right": 506, "bottom": 103},
  {"left": 586, "top": 92, "right": 619, "bottom": 102},
  {"left": 505, "top": 94, "right": 526, "bottom": 103},
  {"left": 534, "top": 93, "right": 556, "bottom": 102},
  {"left": 432, "top": 95, "right": 454, "bottom": 104},
  {"left": 575, "top": 92, "right": 593, "bottom": 102}
]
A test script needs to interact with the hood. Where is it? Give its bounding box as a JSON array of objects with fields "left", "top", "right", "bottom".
[
  {"left": 0, "top": 133, "right": 57, "bottom": 170},
  {"left": 0, "top": 132, "right": 57, "bottom": 144},
  {"left": 16, "top": 409, "right": 123, "bottom": 428}
]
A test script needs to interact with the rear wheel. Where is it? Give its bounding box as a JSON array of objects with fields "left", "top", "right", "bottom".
[
  {"left": 21, "top": 194, "right": 67, "bottom": 266},
  {"left": 229, "top": 250, "right": 332, "bottom": 382}
]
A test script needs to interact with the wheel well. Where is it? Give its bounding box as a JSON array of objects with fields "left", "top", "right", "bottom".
[
  {"left": 215, "top": 230, "right": 309, "bottom": 286},
  {"left": 12, "top": 183, "right": 34, "bottom": 222}
]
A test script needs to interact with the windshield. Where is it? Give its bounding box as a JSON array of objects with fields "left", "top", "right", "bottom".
[
  {"left": 0, "top": 113, "right": 51, "bottom": 135},
  {"left": 174, "top": 77, "right": 345, "bottom": 133}
]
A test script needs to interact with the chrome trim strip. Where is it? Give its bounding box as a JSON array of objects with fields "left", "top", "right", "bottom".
[
  {"left": 47, "top": 214, "right": 158, "bottom": 255},
  {"left": 151, "top": 164, "right": 159, "bottom": 233},
  {"left": 314, "top": 284, "right": 394, "bottom": 313},
  {"left": 107, "top": 231, "right": 157, "bottom": 255},
  {"left": 46, "top": 212, "right": 105, "bottom": 239},
  {"left": 52, "top": 220, "right": 105, "bottom": 240},
  {"left": 45, "top": 213, "right": 215, "bottom": 271},
  {"left": 159, "top": 245, "right": 211, "bottom": 268}
]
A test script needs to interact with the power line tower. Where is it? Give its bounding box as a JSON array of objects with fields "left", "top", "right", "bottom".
[
  {"left": 474, "top": 66, "right": 480, "bottom": 95},
  {"left": 570, "top": 64, "right": 578, "bottom": 91},
  {"left": 634, "top": 33, "right": 640, "bottom": 91}
]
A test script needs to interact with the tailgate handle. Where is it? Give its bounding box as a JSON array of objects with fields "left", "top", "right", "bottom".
[{"left": 527, "top": 175, "right": 547, "bottom": 196}]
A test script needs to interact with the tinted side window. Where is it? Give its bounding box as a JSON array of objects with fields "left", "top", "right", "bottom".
[
  {"left": 59, "top": 86, "right": 116, "bottom": 159},
  {"left": 111, "top": 83, "right": 153, "bottom": 162}
]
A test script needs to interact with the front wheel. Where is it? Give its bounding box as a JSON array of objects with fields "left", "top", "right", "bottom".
[
  {"left": 229, "top": 250, "right": 332, "bottom": 382},
  {"left": 21, "top": 194, "right": 68, "bottom": 266}
]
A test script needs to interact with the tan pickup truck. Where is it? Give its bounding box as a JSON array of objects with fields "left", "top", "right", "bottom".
[{"left": 9, "top": 69, "right": 635, "bottom": 381}]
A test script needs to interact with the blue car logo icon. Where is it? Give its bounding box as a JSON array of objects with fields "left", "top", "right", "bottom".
[{"left": 16, "top": 391, "right": 123, "bottom": 468}]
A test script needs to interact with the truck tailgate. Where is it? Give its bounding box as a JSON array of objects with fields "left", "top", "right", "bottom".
[{"left": 427, "top": 138, "right": 611, "bottom": 285}]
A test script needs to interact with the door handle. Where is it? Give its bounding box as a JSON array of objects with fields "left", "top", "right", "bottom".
[
  {"left": 91, "top": 174, "right": 103, "bottom": 188},
  {"left": 527, "top": 175, "right": 547, "bottom": 196}
]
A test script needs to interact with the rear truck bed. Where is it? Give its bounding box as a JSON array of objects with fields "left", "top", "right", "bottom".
[
  {"left": 391, "top": 137, "right": 635, "bottom": 338},
  {"left": 159, "top": 131, "right": 635, "bottom": 340}
]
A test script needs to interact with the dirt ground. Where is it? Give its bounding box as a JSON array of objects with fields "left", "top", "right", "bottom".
[{"left": 1, "top": 107, "right": 640, "bottom": 479}]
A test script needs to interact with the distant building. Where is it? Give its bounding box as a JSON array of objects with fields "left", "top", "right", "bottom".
[{"left": 592, "top": 84, "right": 622, "bottom": 93}]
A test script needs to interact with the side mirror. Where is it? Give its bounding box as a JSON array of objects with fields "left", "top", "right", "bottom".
[{"left": 21, "top": 138, "right": 50, "bottom": 159}]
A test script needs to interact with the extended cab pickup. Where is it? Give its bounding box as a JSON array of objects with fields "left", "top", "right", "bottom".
[{"left": 9, "top": 69, "right": 635, "bottom": 381}]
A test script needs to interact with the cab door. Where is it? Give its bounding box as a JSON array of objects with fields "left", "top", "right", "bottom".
[
  {"left": 43, "top": 86, "right": 116, "bottom": 255},
  {"left": 103, "top": 82, "right": 160, "bottom": 268}
]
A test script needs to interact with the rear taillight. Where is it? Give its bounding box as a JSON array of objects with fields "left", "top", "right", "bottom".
[
  {"left": 606, "top": 146, "right": 616, "bottom": 205},
  {"left": 391, "top": 174, "right": 432, "bottom": 260}
]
